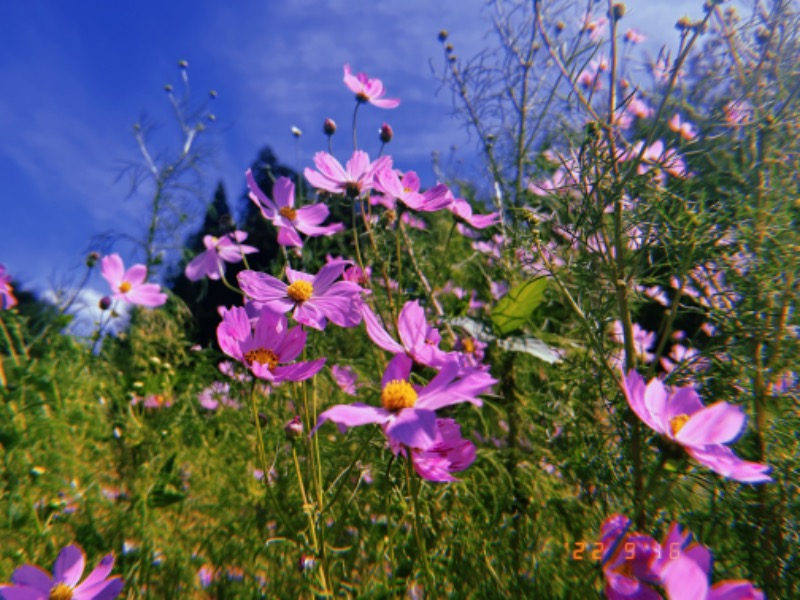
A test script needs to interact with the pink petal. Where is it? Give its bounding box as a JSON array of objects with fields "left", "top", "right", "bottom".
[
  {"left": 361, "top": 304, "right": 405, "bottom": 354},
  {"left": 185, "top": 250, "right": 220, "bottom": 281},
  {"left": 382, "top": 354, "right": 413, "bottom": 388},
  {"left": 10, "top": 565, "right": 53, "bottom": 592},
  {"left": 100, "top": 254, "right": 124, "bottom": 288},
  {"left": 273, "top": 358, "right": 326, "bottom": 383},
  {"left": 123, "top": 264, "right": 148, "bottom": 287},
  {"left": 294, "top": 203, "right": 330, "bottom": 228},
  {"left": 661, "top": 553, "right": 709, "bottom": 600},
  {"left": 311, "top": 261, "right": 348, "bottom": 295},
  {"left": 277, "top": 226, "right": 303, "bottom": 248},
  {"left": 73, "top": 577, "right": 124, "bottom": 600},
  {"left": 371, "top": 97, "right": 401, "bottom": 109},
  {"left": 315, "top": 403, "right": 391, "bottom": 433},
  {"left": 73, "top": 554, "right": 114, "bottom": 591},
  {"left": 125, "top": 284, "right": 167, "bottom": 307},
  {"left": 676, "top": 402, "right": 746, "bottom": 446},
  {"left": 708, "top": 581, "right": 765, "bottom": 600},
  {"left": 238, "top": 271, "right": 288, "bottom": 304},
  {"left": 53, "top": 545, "right": 86, "bottom": 587},
  {"left": 385, "top": 408, "right": 437, "bottom": 449},
  {"left": 246, "top": 169, "right": 277, "bottom": 215},
  {"left": 397, "top": 300, "right": 427, "bottom": 352},
  {"left": 346, "top": 150, "right": 370, "bottom": 180}
]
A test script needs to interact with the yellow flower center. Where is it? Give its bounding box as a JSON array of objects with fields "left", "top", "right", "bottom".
[
  {"left": 381, "top": 380, "right": 418, "bottom": 411},
  {"left": 119, "top": 281, "right": 133, "bottom": 293},
  {"left": 49, "top": 583, "right": 74, "bottom": 600},
  {"left": 403, "top": 187, "right": 412, "bottom": 194},
  {"left": 462, "top": 338, "right": 475, "bottom": 354},
  {"left": 344, "top": 181, "right": 361, "bottom": 198},
  {"left": 670, "top": 414, "right": 690, "bottom": 437},
  {"left": 279, "top": 206, "right": 297, "bottom": 221},
  {"left": 244, "top": 348, "right": 279, "bottom": 370},
  {"left": 287, "top": 280, "right": 314, "bottom": 303}
]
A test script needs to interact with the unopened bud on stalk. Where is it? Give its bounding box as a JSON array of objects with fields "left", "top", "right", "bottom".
[
  {"left": 291, "top": 126, "right": 302, "bottom": 138},
  {"left": 178, "top": 60, "right": 189, "bottom": 69},
  {"left": 676, "top": 16, "right": 692, "bottom": 30},
  {"left": 438, "top": 30, "right": 448, "bottom": 42},
  {"left": 555, "top": 21, "right": 565, "bottom": 34},
  {"left": 164, "top": 84, "right": 173, "bottom": 93},
  {"left": 256, "top": 412, "right": 268, "bottom": 428},
  {"left": 209, "top": 90, "right": 218, "bottom": 98},
  {"left": 86, "top": 251, "right": 100, "bottom": 268},
  {"left": 298, "top": 554, "right": 316, "bottom": 571},
  {"left": 612, "top": 3, "right": 625, "bottom": 20},
  {"left": 379, "top": 123, "right": 393, "bottom": 143},
  {"left": 445, "top": 43, "right": 454, "bottom": 53},
  {"left": 323, "top": 118, "right": 336, "bottom": 135},
  {"left": 99, "top": 296, "right": 112, "bottom": 311},
  {"left": 284, "top": 416, "right": 304, "bottom": 439}
]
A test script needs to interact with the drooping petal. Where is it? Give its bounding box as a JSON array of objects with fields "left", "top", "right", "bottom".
[
  {"left": 397, "top": 301, "right": 428, "bottom": 351},
  {"left": 293, "top": 302, "right": 328, "bottom": 331},
  {"left": 311, "top": 261, "right": 349, "bottom": 295},
  {"left": 708, "top": 581, "right": 765, "bottom": 600},
  {"left": 273, "top": 325, "right": 307, "bottom": 362},
  {"left": 686, "top": 445, "right": 772, "bottom": 483},
  {"left": 246, "top": 169, "right": 277, "bottom": 216},
  {"left": 294, "top": 203, "right": 330, "bottom": 228},
  {"left": 622, "top": 371, "right": 666, "bottom": 434},
  {"left": 273, "top": 358, "right": 326, "bottom": 383},
  {"left": 185, "top": 250, "right": 221, "bottom": 281},
  {"left": 277, "top": 226, "right": 303, "bottom": 248},
  {"left": 361, "top": 304, "right": 405, "bottom": 354},
  {"left": 385, "top": 408, "right": 437, "bottom": 449}
]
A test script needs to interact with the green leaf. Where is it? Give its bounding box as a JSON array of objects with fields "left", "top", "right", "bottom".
[{"left": 491, "top": 278, "right": 547, "bottom": 336}]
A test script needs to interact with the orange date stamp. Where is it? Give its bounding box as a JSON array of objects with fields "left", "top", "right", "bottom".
[{"left": 565, "top": 541, "right": 682, "bottom": 561}]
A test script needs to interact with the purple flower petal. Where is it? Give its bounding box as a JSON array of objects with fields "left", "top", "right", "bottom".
[
  {"left": 675, "top": 402, "right": 746, "bottom": 446},
  {"left": 10, "top": 565, "right": 52, "bottom": 592},
  {"left": 385, "top": 408, "right": 437, "bottom": 449},
  {"left": 53, "top": 545, "right": 86, "bottom": 587}
]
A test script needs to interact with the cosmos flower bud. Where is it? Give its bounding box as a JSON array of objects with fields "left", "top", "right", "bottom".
[
  {"left": 298, "top": 554, "right": 316, "bottom": 571},
  {"left": 379, "top": 123, "right": 394, "bottom": 143},
  {"left": 323, "top": 118, "right": 337, "bottom": 136},
  {"left": 164, "top": 84, "right": 173, "bottom": 93},
  {"left": 178, "top": 60, "right": 189, "bottom": 69},
  {"left": 438, "top": 30, "right": 449, "bottom": 42},
  {"left": 291, "top": 126, "right": 302, "bottom": 138},
  {"left": 284, "top": 416, "right": 304, "bottom": 439},
  {"left": 612, "top": 3, "right": 625, "bottom": 19},
  {"left": 86, "top": 251, "right": 100, "bottom": 268},
  {"left": 676, "top": 16, "right": 692, "bottom": 30},
  {"left": 555, "top": 21, "right": 565, "bottom": 33},
  {"left": 209, "top": 90, "right": 218, "bottom": 98},
  {"left": 99, "top": 296, "right": 112, "bottom": 311}
]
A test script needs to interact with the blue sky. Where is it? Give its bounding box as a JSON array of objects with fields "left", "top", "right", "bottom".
[{"left": 0, "top": 0, "right": 731, "bottom": 302}]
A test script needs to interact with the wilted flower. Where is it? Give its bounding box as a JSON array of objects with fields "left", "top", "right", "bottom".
[
  {"left": 284, "top": 416, "right": 304, "bottom": 439},
  {"left": 0, "top": 544, "right": 124, "bottom": 599},
  {"left": 343, "top": 64, "right": 400, "bottom": 108},
  {"left": 185, "top": 231, "right": 258, "bottom": 281},
  {"left": 100, "top": 254, "right": 167, "bottom": 307}
]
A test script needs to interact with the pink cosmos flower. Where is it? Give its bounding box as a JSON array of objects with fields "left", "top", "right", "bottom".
[
  {"left": 610, "top": 321, "right": 657, "bottom": 367},
  {"left": 602, "top": 515, "right": 765, "bottom": 600},
  {"left": 131, "top": 394, "right": 173, "bottom": 409},
  {"left": 314, "top": 353, "right": 496, "bottom": 450},
  {"left": 668, "top": 114, "right": 698, "bottom": 141},
  {"left": 361, "top": 301, "right": 452, "bottom": 369},
  {"left": 373, "top": 169, "right": 451, "bottom": 212},
  {"left": 0, "top": 264, "right": 18, "bottom": 309},
  {"left": 343, "top": 64, "right": 400, "bottom": 108},
  {"left": 621, "top": 370, "right": 772, "bottom": 483},
  {"left": 198, "top": 382, "right": 241, "bottom": 410},
  {"left": 332, "top": 365, "right": 360, "bottom": 396},
  {"left": 601, "top": 514, "right": 664, "bottom": 599},
  {"left": 246, "top": 172, "right": 344, "bottom": 247},
  {"left": 624, "top": 28, "right": 646, "bottom": 44},
  {"left": 446, "top": 196, "right": 500, "bottom": 229},
  {"left": 304, "top": 151, "right": 392, "bottom": 199},
  {"left": 0, "top": 544, "right": 124, "bottom": 599},
  {"left": 100, "top": 254, "right": 167, "bottom": 307},
  {"left": 217, "top": 304, "right": 325, "bottom": 384},
  {"left": 185, "top": 231, "right": 258, "bottom": 281},
  {"left": 237, "top": 261, "right": 363, "bottom": 331},
  {"left": 659, "top": 538, "right": 765, "bottom": 600},
  {"left": 390, "top": 418, "right": 476, "bottom": 482}
]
